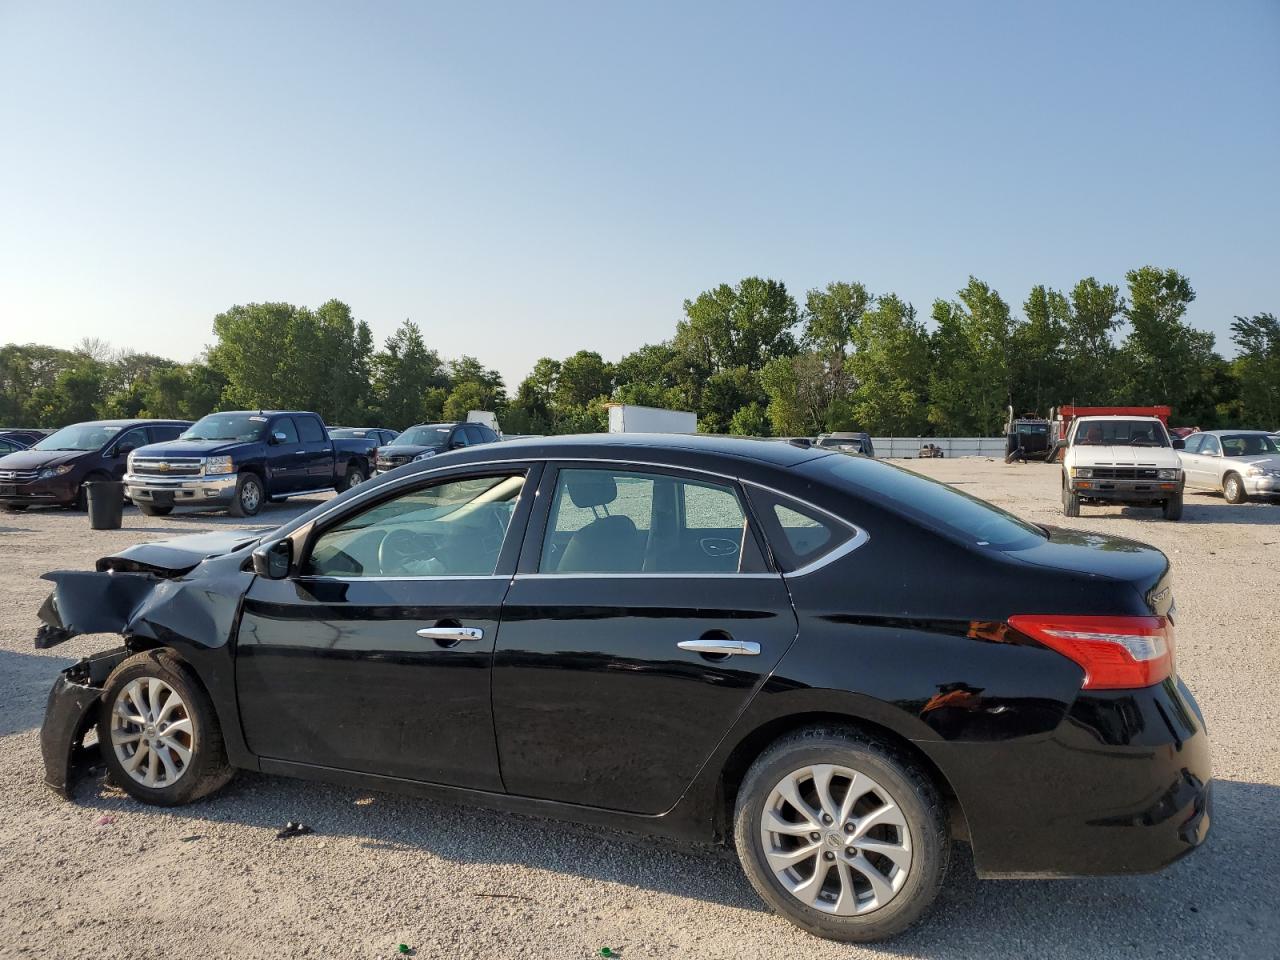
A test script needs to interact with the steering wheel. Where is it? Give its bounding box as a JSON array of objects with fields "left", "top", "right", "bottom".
[{"left": 378, "top": 528, "right": 436, "bottom": 575}]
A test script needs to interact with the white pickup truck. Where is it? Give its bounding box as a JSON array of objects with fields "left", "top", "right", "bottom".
[{"left": 1061, "top": 415, "right": 1185, "bottom": 521}]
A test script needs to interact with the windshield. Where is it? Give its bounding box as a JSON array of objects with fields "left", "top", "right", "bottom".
[
  {"left": 32, "top": 423, "right": 122, "bottom": 451},
  {"left": 391, "top": 425, "right": 451, "bottom": 446},
  {"left": 1221, "top": 434, "right": 1279, "bottom": 457},
  {"left": 181, "top": 414, "right": 268, "bottom": 442},
  {"left": 1072, "top": 419, "right": 1169, "bottom": 447},
  {"left": 808, "top": 454, "right": 1046, "bottom": 550}
]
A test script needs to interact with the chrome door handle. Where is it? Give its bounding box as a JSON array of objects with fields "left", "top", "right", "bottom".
[
  {"left": 416, "top": 627, "right": 485, "bottom": 642},
  {"left": 677, "top": 638, "right": 760, "bottom": 657}
]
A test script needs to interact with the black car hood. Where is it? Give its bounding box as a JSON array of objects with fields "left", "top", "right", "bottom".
[
  {"left": 0, "top": 449, "right": 88, "bottom": 470},
  {"left": 378, "top": 444, "right": 443, "bottom": 459},
  {"left": 134, "top": 439, "right": 246, "bottom": 458},
  {"left": 95, "top": 527, "right": 271, "bottom": 576}
]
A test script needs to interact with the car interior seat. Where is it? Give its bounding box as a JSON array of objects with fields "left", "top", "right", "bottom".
[{"left": 554, "top": 473, "right": 644, "bottom": 573}]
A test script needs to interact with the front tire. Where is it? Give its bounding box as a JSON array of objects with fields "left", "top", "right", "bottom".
[
  {"left": 1223, "top": 472, "right": 1248, "bottom": 504},
  {"left": 97, "top": 650, "right": 234, "bottom": 806},
  {"left": 227, "top": 472, "right": 264, "bottom": 517},
  {"left": 1162, "top": 490, "right": 1184, "bottom": 521},
  {"left": 733, "top": 728, "right": 948, "bottom": 943},
  {"left": 1062, "top": 474, "right": 1081, "bottom": 517}
]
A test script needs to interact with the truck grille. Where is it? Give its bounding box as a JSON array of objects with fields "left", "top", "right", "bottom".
[
  {"left": 131, "top": 457, "right": 203, "bottom": 478},
  {"left": 1093, "top": 467, "right": 1158, "bottom": 480},
  {"left": 0, "top": 469, "right": 39, "bottom": 482},
  {"left": 378, "top": 455, "right": 414, "bottom": 469}
]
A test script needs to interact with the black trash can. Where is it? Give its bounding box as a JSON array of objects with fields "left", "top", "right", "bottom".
[{"left": 85, "top": 480, "right": 125, "bottom": 530}]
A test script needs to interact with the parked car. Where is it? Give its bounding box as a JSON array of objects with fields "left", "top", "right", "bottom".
[
  {"left": 123, "top": 411, "right": 374, "bottom": 517},
  {"left": 1062, "top": 415, "right": 1185, "bottom": 520},
  {"left": 0, "top": 419, "right": 189, "bottom": 511},
  {"left": 1179, "top": 430, "right": 1280, "bottom": 503},
  {"left": 329, "top": 427, "right": 400, "bottom": 448},
  {"left": 373, "top": 421, "right": 500, "bottom": 474},
  {"left": 37, "top": 434, "right": 1208, "bottom": 942},
  {"left": 0, "top": 435, "right": 30, "bottom": 455},
  {"left": 917, "top": 443, "right": 945, "bottom": 458},
  {"left": 816, "top": 432, "right": 876, "bottom": 457},
  {"left": 0, "top": 427, "right": 52, "bottom": 447}
]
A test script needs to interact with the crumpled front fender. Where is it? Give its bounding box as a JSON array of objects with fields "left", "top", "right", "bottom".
[{"left": 40, "top": 648, "right": 129, "bottom": 798}]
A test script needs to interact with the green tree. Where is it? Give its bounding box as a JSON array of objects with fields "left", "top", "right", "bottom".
[
  {"left": 554, "top": 350, "right": 613, "bottom": 409},
  {"left": 0, "top": 344, "right": 81, "bottom": 425},
  {"left": 1119, "top": 267, "right": 1216, "bottom": 412},
  {"left": 1230, "top": 312, "right": 1280, "bottom": 427},
  {"left": 928, "top": 278, "right": 1016, "bottom": 435},
  {"left": 1012, "top": 285, "right": 1068, "bottom": 416},
  {"left": 371, "top": 320, "right": 447, "bottom": 429},
  {"left": 847, "top": 294, "right": 931, "bottom": 434},
  {"left": 1062, "top": 277, "right": 1124, "bottom": 402},
  {"left": 760, "top": 352, "right": 828, "bottom": 436}
]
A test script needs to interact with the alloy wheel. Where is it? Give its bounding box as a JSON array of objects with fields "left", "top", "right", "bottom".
[
  {"left": 241, "top": 479, "right": 261, "bottom": 513},
  {"left": 110, "top": 677, "right": 195, "bottom": 788},
  {"left": 759, "top": 763, "right": 912, "bottom": 916}
]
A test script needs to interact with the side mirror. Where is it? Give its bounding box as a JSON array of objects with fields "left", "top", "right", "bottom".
[
  {"left": 1172, "top": 438, "right": 1185, "bottom": 450},
  {"left": 271, "top": 431, "right": 288, "bottom": 444},
  {"left": 251, "top": 538, "right": 293, "bottom": 579}
]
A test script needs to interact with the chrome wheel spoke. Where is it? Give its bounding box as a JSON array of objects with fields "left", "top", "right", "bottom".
[
  {"left": 857, "top": 837, "right": 912, "bottom": 870},
  {"left": 775, "top": 776, "right": 821, "bottom": 827},
  {"left": 832, "top": 861, "right": 859, "bottom": 915},
  {"left": 762, "top": 810, "right": 816, "bottom": 836},
  {"left": 810, "top": 764, "right": 841, "bottom": 823},
  {"left": 852, "top": 801, "right": 907, "bottom": 839},
  {"left": 124, "top": 741, "right": 149, "bottom": 772},
  {"left": 765, "top": 841, "right": 820, "bottom": 870},
  {"left": 161, "top": 738, "right": 191, "bottom": 764},
  {"left": 791, "top": 862, "right": 829, "bottom": 906},
  {"left": 161, "top": 718, "right": 192, "bottom": 738},
  {"left": 849, "top": 853, "right": 895, "bottom": 906}
]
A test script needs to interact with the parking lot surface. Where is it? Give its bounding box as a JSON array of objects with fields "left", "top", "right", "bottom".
[{"left": 1, "top": 459, "right": 1276, "bottom": 959}]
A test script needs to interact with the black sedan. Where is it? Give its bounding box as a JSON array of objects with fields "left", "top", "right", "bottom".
[{"left": 35, "top": 434, "right": 1210, "bottom": 942}]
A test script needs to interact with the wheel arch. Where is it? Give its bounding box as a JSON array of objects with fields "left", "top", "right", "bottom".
[{"left": 715, "top": 710, "right": 969, "bottom": 844}]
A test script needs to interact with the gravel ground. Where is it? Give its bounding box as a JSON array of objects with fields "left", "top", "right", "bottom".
[{"left": 2, "top": 460, "right": 1277, "bottom": 959}]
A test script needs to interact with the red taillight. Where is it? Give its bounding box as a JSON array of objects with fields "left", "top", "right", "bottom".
[{"left": 1008, "top": 615, "right": 1175, "bottom": 690}]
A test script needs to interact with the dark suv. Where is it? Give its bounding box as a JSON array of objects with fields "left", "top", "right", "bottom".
[
  {"left": 0, "top": 419, "right": 190, "bottom": 511},
  {"left": 374, "top": 421, "right": 500, "bottom": 474}
]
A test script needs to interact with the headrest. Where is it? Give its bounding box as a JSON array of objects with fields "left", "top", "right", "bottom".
[{"left": 566, "top": 471, "right": 617, "bottom": 508}]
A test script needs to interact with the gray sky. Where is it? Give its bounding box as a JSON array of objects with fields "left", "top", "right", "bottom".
[{"left": 2, "top": 1, "right": 1277, "bottom": 388}]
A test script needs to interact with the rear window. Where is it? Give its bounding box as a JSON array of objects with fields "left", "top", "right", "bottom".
[{"left": 807, "top": 454, "right": 1045, "bottom": 551}]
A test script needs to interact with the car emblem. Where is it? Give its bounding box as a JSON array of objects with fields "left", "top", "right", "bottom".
[{"left": 156, "top": 462, "right": 170, "bottom": 472}]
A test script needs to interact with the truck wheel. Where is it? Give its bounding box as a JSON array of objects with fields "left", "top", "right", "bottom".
[
  {"left": 339, "top": 465, "right": 366, "bottom": 492},
  {"left": 2, "top": 503, "right": 27, "bottom": 512},
  {"left": 1062, "top": 475, "right": 1081, "bottom": 517},
  {"left": 1223, "top": 473, "right": 1248, "bottom": 504},
  {"left": 227, "top": 473, "right": 264, "bottom": 517},
  {"left": 138, "top": 503, "right": 173, "bottom": 517},
  {"left": 733, "top": 727, "right": 948, "bottom": 942},
  {"left": 1162, "top": 490, "right": 1184, "bottom": 521},
  {"left": 97, "top": 649, "right": 234, "bottom": 806}
]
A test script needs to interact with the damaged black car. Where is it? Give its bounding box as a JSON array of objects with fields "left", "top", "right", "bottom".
[{"left": 35, "top": 434, "right": 1212, "bottom": 943}]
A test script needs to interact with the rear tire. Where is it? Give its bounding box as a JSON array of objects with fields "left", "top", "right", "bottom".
[
  {"left": 138, "top": 503, "right": 173, "bottom": 517},
  {"left": 733, "top": 728, "right": 948, "bottom": 943},
  {"left": 227, "top": 473, "right": 264, "bottom": 517},
  {"left": 338, "top": 464, "right": 366, "bottom": 492},
  {"left": 97, "top": 649, "right": 234, "bottom": 806},
  {"left": 1162, "top": 490, "right": 1184, "bottom": 521},
  {"left": 1223, "top": 473, "right": 1248, "bottom": 504}
]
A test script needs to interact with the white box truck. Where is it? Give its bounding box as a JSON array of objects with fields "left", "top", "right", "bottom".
[{"left": 606, "top": 404, "right": 698, "bottom": 434}]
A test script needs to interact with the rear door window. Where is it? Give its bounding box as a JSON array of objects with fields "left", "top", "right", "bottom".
[{"left": 298, "top": 416, "right": 326, "bottom": 443}]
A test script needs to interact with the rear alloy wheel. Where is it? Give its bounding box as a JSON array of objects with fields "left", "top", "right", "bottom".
[
  {"left": 227, "top": 473, "right": 263, "bottom": 517},
  {"left": 1223, "top": 473, "right": 1248, "bottom": 504},
  {"left": 734, "top": 730, "right": 947, "bottom": 942},
  {"left": 340, "top": 466, "right": 366, "bottom": 492},
  {"left": 97, "top": 650, "right": 233, "bottom": 805}
]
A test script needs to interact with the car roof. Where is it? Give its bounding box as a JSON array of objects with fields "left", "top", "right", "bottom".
[
  {"left": 1199, "top": 429, "right": 1272, "bottom": 436},
  {"left": 437, "top": 432, "right": 829, "bottom": 469},
  {"left": 61, "top": 419, "right": 191, "bottom": 427},
  {"left": 1074, "top": 415, "right": 1163, "bottom": 422}
]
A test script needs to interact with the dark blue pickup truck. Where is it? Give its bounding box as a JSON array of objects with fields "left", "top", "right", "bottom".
[{"left": 123, "top": 411, "right": 373, "bottom": 517}]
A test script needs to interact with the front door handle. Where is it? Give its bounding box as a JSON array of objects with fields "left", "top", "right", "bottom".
[
  {"left": 677, "top": 638, "right": 760, "bottom": 657},
  {"left": 416, "top": 626, "right": 485, "bottom": 643}
]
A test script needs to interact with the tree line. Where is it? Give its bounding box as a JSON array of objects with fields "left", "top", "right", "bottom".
[{"left": 2, "top": 268, "right": 1276, "bottom": 436}]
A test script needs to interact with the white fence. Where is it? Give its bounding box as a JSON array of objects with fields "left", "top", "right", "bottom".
[{"left": 872, "top": 436, "right": 1007, "bottom": 458}]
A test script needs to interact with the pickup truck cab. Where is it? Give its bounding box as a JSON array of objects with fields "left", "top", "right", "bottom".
[
  {"left": 124, "top": 411, "right": 373, "bottom": 517},
  {"left": 1062, "top": 415, "right": 1185, "bottom": 521},
  {"left": 0, "top": 419, "right": 189, "bottom": 511}
]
